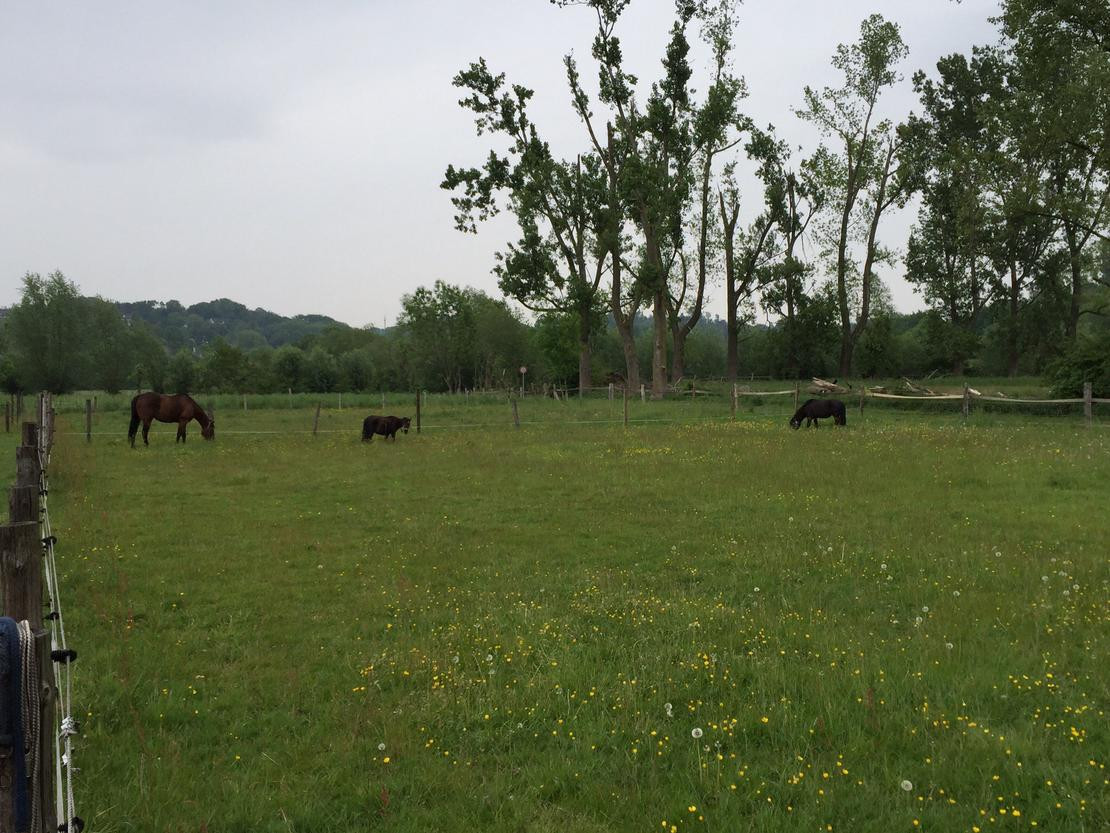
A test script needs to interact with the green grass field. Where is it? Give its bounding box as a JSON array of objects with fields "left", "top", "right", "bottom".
[{"left": 46, "top": 396, "right": 1107, "bottom": 832}]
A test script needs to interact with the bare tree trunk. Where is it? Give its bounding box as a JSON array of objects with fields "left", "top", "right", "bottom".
[
  {"left": 577, "top": 302, "right": 592, "bottom": 393},
  {"left": 1008, "top": 261, "right": 1021, "bottom": 377},
  {"left": 651, "top": 289, "right": 668, "bottom": 399},
  {"left": 671, "top": 327, "right": 687, "bottom": 384},
  {"left": 1066, "top": 224, "right": 1082, "bottom": 341}
]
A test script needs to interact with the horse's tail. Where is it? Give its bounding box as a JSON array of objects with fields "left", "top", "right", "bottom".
[{"left": 128, "top": 396, "right": 140, "bottom": 441}]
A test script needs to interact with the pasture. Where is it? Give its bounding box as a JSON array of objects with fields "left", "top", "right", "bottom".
[{"left": 47, "top": 395, "right": 1107, "bottom": 832}]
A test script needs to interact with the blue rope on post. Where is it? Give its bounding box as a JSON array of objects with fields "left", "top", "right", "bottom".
[{"left": 0, "top": 615, "right": 30, "bottom": 832}]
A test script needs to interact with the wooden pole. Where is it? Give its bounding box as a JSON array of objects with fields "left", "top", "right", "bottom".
[
  {"left": 94, "top": 394, "right": 98, "bottom": 413},
  {"left": 623, "top": 385, "right": 629, "bottom": 427},
  {"left": 1083, "top": 381, "right": 1092, "bottom": 426},
  {"left": 4, "top": 402, "right": 8, "bottom": 433},
  {"left": 86, "top": 398, "right": 93, "bottom": 443},
  {"left": 859, "top": 388, "right": 865, "bottom": 417},
  {"left": 511, "top": 396, "right": 520, "bottom": 429},
  {"left": 338, "top": 392, "right": 342, "bottom": 410},
  {"left": 34, "top": 626, "right": 57, "bottom": 833},
  {"left": 289, "top": 388, "right": 293, "bottom": 409},
  {"left": 731, "top": 383, "right": 737, "bottom": 421},
  {"left": 313, "top": 403, "right": 321, "bottom": 436},
  {"left": 415, "top": 392, "right": 421, "bottom": 434},
  {"left": 608, "top": 382, "right": 614, "bottom": 401},
  {"left": 0, "top": 521, "right": 43, "bottom": 629},
  {"left": 793, "top": 382, "right": 799, "bottom": 411},
  {"left": 962, "top": 384, "right": 970, "bottom": 419},
  {"left": 640, "top": 383, "right": 645, "bottom": 403},
  {"left": 382, "top": 391, "right": 387, "bottom": 410}
]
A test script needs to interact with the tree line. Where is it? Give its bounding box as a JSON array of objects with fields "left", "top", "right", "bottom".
[
  {"left": 443, "top": 0, "right": 1109, "bottom": 396},
  {"left": 3, "top": 2, "right": 1107, "bottom": 398}
]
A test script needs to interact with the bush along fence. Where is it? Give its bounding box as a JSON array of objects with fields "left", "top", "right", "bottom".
[{"left": 0, "top": 393, "right": 81, "bottom": 833}]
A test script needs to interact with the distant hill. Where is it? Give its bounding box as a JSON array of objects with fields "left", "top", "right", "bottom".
[{"left": 116, "top": 298, "right": 352, "bottom": 352}]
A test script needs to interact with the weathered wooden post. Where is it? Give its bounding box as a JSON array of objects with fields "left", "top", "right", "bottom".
[
  {"left": 608, "top": 382, "right": 614, "bottom": 401},
  {"left": 313, "top": 403, "right": 321, "bottom": 436},
  {"left": 730, "top": 384, "right": 737, "bottom": 421},
  {"left": 415, "top": 392, "right": 421, "bottom": 434},
  {"left": 793, "top": 382, "right": 799, "bottom": 411},
  {"left": 511, "top": 396, "right": 520, "bottom": 429},
  {"left": 3, "top": 402, "right": 8, "bottom": 433},
  {"left": 382, "top": 391, "right": 387, "bottom": 409},
  {"left": 859, "top": 388, "right": 865, "bottom": 417},
  {"left": 0, "top": 522, "right": 42, "bottom": 629},
  {"left": 1083, "top": 382, "right": 1092, "bottom": 427},
  {"left": 623, "top": 385, "right": 629, "bottom": 427},
  {"left": 962, "top": 384, "right": 970, "bottom": 419},
  {"left": 338, "top": 392, "right": 342, "bottom": 410},
  {"left": 289, "top": 388, "right": 293, "bottom": 409},
  {"left": 94, "top": 394, "right": 98, "bottom": 413},
  {"left": 86, "top": 398, "right": 93, "bottom": 443},
  {"left": 640, "top": 384, "right": 645, "bottom": 403}
]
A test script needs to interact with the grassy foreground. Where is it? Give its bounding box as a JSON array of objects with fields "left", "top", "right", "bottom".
[{"left": 49, "top": 402, "right": 1107, "bottom": 832}]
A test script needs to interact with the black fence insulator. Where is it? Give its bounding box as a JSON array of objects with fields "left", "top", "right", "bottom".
[
  {"left": 42, "top": 535, "right": 58, "bottom": 547},
  {"left": 45, "top": 611, "right": 60, "bottom": 621},
  {"left": 51, "top": 648, "right": 77, "bottom": 664}
]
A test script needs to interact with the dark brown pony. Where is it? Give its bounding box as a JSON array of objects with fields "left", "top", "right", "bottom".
[{"left": 129, "top": 393, "right": 215, "bottom": 447}]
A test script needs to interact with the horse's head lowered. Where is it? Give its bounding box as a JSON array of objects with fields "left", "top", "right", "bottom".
[
  {"left": 202, "top": 419, "right": 216, "bottom": 440},
  {"left": 400, "top": 417, "right": 411, "bottom": 434}
]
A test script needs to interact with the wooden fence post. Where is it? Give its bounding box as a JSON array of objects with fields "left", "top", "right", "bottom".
[
  {"left": 859, "top": 388, "right": 865, "bottom": 417},
  {"left": 34, "top": 626, "right": 57, "bottom": 833},
  {"left": 289, "top": 388, "right": 293, "bottom": 409},
  {"left": 623, "top": 385, "right": 629, "bottom": 427},
  {"left": 86, "top": 398, "right": 93, "bottom": 443},
  {"left": 793, "top": 382, "right": 799, "bottom": 411},
  {"left": 730, "top": 384, "right": 737, "bottom": 421},
  {"left": 382, "top": 391, "right": 387, "bottom": 410},
  {"left": 1083, "top": 381, "right": 1092, "bottom": 427},
  {"left": 608, "top": 383, "right": 614, "bottom": 401},
  {"left": 0, "top": 522, "right": 42, "bottom": 629},
  {"left": 313, "top": 403, "right": 321, "bottom": 436},
  {"left": 415, "top": 392, "right": 421, "bottom": 434},
  {"left": 511, "top": 397, "right": 520, "bottom": 429},
  {"left": 4, "top": 403, "right": 8, "bottom": 433},
  {"left": 640, "top": 384, "right": 645, "bottom": 403},
  {"left": 962, "top": 385, "right": 970, "bottom": 419}
]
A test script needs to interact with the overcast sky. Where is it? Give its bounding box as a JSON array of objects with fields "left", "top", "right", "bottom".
[{"left": 0, "top": 0, "right": 1001, "bottom": 328}]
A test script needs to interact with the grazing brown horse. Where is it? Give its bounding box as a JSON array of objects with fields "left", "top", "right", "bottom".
[{"left": 129, "top": 393, "right": 214, "bottom": 447}]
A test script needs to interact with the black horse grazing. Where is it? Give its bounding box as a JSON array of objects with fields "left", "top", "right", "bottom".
[
  {"left": 362, "top": 415, "right": 411, "bottom": 442},
  {"left": 129, "top": 393, "right": 215, "bottom": 447},
  {"left": 790, "top": 398, "right": 846, "bottom": 429}
]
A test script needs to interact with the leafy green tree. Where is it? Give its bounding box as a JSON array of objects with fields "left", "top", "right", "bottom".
[
  {"left": 903, "top": 50, "right": 1006, "bottom": 372},
  {"left": 167, "top": 349, "right": 198, "bottom": 393},
  {"left": 444, "top": 61, "right": 609, "bottom": 394},
  {"left": 303, "top": 347, "right": 340, "bottom": 392},
  {"left": 7, "top": 271, "right": 88, "bottom": 392},
  {"left": 399, "top": 281, "right": 476, "bottom": 392},
  {"left": 797, "top": 14, "right": 913, "bottom": 375},
  {"left": 131, "top": 323, "right": 168, "bottom": 392},
  {"left": 272, "top": 345, "right": 306, "bottom": 392},
  {"left": 339, "top": 349, "right": 376, "bottom": 392},
  {"left": 1000, "top": 0, "right": 1110, "bottom": 337},
  {"left": 200, "top": 339, "right": 247, "bottom": 392},
  {"left": 84, "top": 297, "right": 135, "bottom": 393}
]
